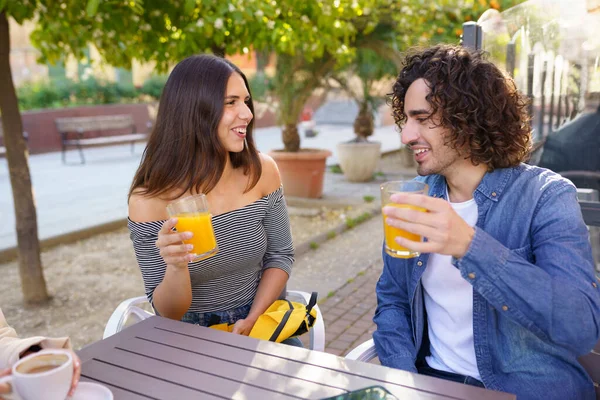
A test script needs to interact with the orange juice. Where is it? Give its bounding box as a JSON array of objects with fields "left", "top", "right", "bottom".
[
  {"left": 383, "top": 203, "right": 426, "bottom": 258},
  {"left": 175, "top": 212, "right": 218, "bottom": 259}
]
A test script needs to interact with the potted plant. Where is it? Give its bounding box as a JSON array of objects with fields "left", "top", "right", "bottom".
[
  {"left": 268, "top": 53, "right": 335, "bottom": 198},
  {"left": 334, "top": 44, "right": 398, "bottom": 182}
]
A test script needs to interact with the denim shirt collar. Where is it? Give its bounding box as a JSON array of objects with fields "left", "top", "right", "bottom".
[{"left": 424, "top": 167, "right": 514, "bottom": 203}]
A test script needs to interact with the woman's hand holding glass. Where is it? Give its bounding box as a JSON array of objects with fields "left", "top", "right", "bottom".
[
  {"left": 383, "top": 192, "right": 474, "bottom": 259},
  {"left": 156, "top": 218, "right": 196, "bottom": 269}
]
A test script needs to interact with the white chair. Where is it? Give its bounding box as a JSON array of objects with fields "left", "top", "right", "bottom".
[
  {"left": 345, "top": 338, "right": 377, "bottom": 362},
  {"left": 103, "top": 290, "right": 326, "bottom": 351}
]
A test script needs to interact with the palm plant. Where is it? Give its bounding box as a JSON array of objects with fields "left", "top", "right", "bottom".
[
  {"left": 272, "top": 52, "right": 336, "bottom": 152},
  {"left": 334, "top": 26, "right": 400, "bottom": 143}
]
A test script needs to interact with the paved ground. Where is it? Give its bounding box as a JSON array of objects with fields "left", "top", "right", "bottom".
[{"left": 317, "top": 262, "right": 381, "bottom": 360}]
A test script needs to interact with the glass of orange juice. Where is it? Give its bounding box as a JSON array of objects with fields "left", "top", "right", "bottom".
[
  {"left": 166, "top": 194, "right": 218, "bottom": 262},
  {"left": 381, "top": 181, "right": 428, "bottom": 258}
]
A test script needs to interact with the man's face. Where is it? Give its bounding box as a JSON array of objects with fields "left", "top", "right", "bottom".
[{"left": 400, "top": 78, "right": 463, "bottom": 177}]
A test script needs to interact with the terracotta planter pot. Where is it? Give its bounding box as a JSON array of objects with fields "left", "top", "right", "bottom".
[
  {"left": 269, "top": 148, "right": 332, "bottom": 198},
  {"left": 337, "top": 141, "right": 382, "bottom": 182}
]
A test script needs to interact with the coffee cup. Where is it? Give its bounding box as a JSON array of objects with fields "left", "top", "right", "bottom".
[{"left": 0, "top": 349, "right": 73, "bottom": 400}]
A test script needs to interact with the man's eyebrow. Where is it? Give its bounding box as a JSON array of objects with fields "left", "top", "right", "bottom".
[{"left": 407, "top": 109, "right": 430, "bottom": 117}]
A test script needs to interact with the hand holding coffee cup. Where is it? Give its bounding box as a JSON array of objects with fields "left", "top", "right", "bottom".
[{"left": 0, "top": 349, "right": 80, "bottom": 400}]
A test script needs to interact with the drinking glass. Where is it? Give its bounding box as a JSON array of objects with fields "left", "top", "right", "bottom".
[
  {"left": 380, "top": 181, "right": 428, "bottom": 258},
  {"left": 167, "top": 194, "right": 218, "bottom": 261}
]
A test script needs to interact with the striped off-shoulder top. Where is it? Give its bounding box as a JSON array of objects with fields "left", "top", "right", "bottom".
[{"left": 128, "top": 187, "right": 294, "bottom": 313}]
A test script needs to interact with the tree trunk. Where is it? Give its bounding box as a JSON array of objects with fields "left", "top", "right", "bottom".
[
  {"left": 255, "top": 49, "right": 270, "bottom": 77},
  {"left": 282, "top": 123, "right": 300, "bottom": 152},
  {"left": 353, "top": 103, "right": 374, "bottom": 141},
  {"left": 0, "top": 12, "right": 49, "bottom": 303}
]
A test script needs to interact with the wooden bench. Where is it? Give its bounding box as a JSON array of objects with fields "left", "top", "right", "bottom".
[{"left": 55, "top": 114, "right": 148, "bottom": 164}]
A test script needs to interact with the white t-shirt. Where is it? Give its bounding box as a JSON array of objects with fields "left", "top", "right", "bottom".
[{"left": 421, "top": 191, "right": 480, "bottom": 379}]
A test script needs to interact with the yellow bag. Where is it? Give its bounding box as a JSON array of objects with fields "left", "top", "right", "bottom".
[{"left": 210, "top": 292, "right": 318, "bottom": 343}]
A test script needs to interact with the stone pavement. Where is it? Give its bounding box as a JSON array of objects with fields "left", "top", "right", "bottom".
[
  {"left": 300, "top": 259, "right": 382, "bottom": 361},
  {"left": 293, "top": 213, "right": 383, "bottom": 360}
]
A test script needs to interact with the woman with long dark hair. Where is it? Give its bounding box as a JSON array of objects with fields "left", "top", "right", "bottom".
[{"left": 128, "top": 54, "right": 296, "bottom": 341}]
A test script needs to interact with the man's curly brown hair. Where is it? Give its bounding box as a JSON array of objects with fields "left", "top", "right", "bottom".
[{"left": 390, "top": 44, "right": 532, "bottom": 170}]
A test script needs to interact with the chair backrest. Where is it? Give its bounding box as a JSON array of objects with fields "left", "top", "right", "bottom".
[
  {"left": 579, "top": 340, "right": 600, "bottom": 399},
  {"left": 55, "top": 115, "right": 134, "bottom": 133}
]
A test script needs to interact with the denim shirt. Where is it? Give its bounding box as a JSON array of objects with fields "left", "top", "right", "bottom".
[{"left": 373, "top": 164, "right": 600, "bottom": 400}]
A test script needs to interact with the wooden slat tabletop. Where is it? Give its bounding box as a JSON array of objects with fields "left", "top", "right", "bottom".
[{"left": 77, "top": 316, "right": 515, "bottom": 400}]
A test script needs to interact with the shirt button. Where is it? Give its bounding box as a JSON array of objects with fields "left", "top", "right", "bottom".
[
  {"left": 468, "top": 273, "right": 476, "bottom": 279},
  {"left": 502, "top": 305, "right": 509, "bottom": 311},
  {"left": 417, "top": 261, "right": 423, "bottom": 267},
  {"left": 491, "top": 192, "right": 497, "bottom": 197},
  {"left": 593, "top": 282, "right": 598, "bottom": 288}
]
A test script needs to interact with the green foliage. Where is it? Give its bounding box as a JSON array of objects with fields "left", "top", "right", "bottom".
[
  {"left": 345, "top": 211, "right": 374, "bottom": 228},
  {"left": 17, "top": 78, "right": 141, "bottom": 111},
  {"left": 345, "top": 212, "right": 373, "bottom": 229},
  {"left": 309, "top": 241, "right": 319, "bottom": 250},
  {"left": 326, "top": 230, "right": 337, "bottom": 239},
  {"left": 363, "top": 195, "right": 375, "bottom": 203},
  {"left": 345, "top": 217, "right": 357, "bottom": 229},
  {"left": 355, "top": 212, "right": 373, "bottom": 224},
  {"left": 140, "top": 75, "right": 168, "bottom": 100},
  {"left": 327, "top": 291, "right": 335, "bottom": 298},
  {"left": 22, "top": 0, "right": 376, "bottom": 73},
  {"left": 247, "top": 73, "right": 273, "bottom": 103},
  {"left": 329, "top": 164, "right": 343, "bottom": 174},
  {"left": 16, "top": 79, "right": 71, "bottom": 110},
  {"left": 6, "top": 0, "right": 527, "bottom": 146}
]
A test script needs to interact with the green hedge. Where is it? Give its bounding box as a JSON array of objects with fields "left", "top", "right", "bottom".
[
  {"left": 17, "top": 76, "right": 167, "bottom": 111},
  {"left": 17, "top": 74, "right": 272, "bottom": 111}
]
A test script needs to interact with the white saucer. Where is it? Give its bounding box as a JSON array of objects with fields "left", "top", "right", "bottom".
[{"left": 71, "top": 382, "right": 113, "bottom": 400}]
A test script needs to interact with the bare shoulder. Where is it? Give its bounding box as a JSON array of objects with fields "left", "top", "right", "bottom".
[
  {"left": 128, "top": 190, "right": 170, "bottom": 222},
  {"left": 258, "top": 152, "right": 282, "bottom": 195}
]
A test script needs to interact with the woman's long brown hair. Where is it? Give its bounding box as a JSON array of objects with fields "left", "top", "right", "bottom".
[{"left": 129, "top": 54, "right": 262, "bottom": 200}]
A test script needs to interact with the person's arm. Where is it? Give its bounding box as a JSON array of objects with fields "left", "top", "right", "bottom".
[
  {"left": 0, "top": 308, "right": 80, "bottom": 397},
  {"left": 0, "top": 308, "right": 71, "bottom": 368},
  {"left": 129, "top": 195, "right": 194, "bottom": 321},
  {"left": 233, "top": 156, "right": 293, "bottom": 335},
  {"left": 454, "top": 184, "right": 600, "bottom": 355},
  {"left": 373, "top": 250, "right": 418, "bottom": 372}
]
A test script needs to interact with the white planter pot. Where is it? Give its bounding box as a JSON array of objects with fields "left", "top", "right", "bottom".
[{"left": 336, "top": 141, "right": 382, "bottom": 182}]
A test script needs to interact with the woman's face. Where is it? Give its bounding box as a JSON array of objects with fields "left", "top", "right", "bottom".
[{"left": 218, "top": 72, "right": 253, "bottom": 153}]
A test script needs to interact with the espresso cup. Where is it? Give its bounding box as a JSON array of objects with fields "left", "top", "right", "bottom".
[{"left": 0, "top": 349, "right": 73, "bottom": 400}]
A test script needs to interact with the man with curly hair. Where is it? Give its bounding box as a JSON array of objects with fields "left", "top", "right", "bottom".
[{"left": 373, "top": 44, "right": 600, "bottom": 399}]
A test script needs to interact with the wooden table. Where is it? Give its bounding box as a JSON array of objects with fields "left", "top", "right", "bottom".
[{"left": 77, "top": 316, "right": 515, "bottom": 400}]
